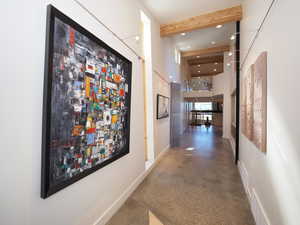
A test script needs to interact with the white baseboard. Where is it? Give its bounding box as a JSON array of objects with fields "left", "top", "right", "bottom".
[
  {"left": 238, "top": 161, "right": 251, "bottom": 199},
  {"left": 238, "top": 161, "right": 271, "bottom": 225},
  {"left": 93, "top": 145, "right": 170, "bottom": 225},
  {"left": 229, "top": 136, "right": 236, "bottom": 159},
  {"left": 251, "top": 189, "right": 271, "bottom": 225}
]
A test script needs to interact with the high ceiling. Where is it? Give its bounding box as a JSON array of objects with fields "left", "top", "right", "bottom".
[
  {"left": 141, "top": 0, "right": 242, "bottom": 24},
  {"left": 187, "top": 54, "right": 225, "bottom": 78},
  {"left": 175, "top": 23, "right": 235, "bottom": 78},
  {"left": 140, "top": 0, "right": 239, "bottom": 79},
  {"left": 171, "top": 22, "right": 235, "bottom": 52}
]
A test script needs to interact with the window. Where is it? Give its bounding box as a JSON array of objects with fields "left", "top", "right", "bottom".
[
  {"left": 174, "top": 48, "right": 181, "bottom": 65},
  {"left": 203, "top": 114, "right": 212, "bottom": 121},
  {"left": 194, "top": 102, "right": 213, "bottom": 110},
  {"left": 141, "top": 10, "right": 155, "bottom": 164},
  {"left": 194, "top": 102, "right": 213, "bottom": 121}
]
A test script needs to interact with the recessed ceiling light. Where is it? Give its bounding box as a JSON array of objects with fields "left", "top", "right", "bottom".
[
  {"left": 213, "top": 69, "right": 217, "bottom": 72},
  {"left": 135, "top": 36, "right": 140, "bottom": 41},
  {"left": 197, "top": 65, "right": 201, "bottom": 67},
  {"left": 198, "top": 70, "right": 201, "bottom": 73},
  {"left": 228, "top": 52, "right": 233, "bottom": 56},
  {"left": 216, "top": 25, "right": 223, "bottom": 29},
  {"left": 230, "top": 35, "right": 235, "bottom": 40},
  {"left": 196, "top": 56, "right": 200, "bottom": 58},
  {"left": 227, "top": 63, "right": 231, "bottom": 67},
  {"left": 214, "top": 62, "right": 218, "bottom": 65},
  {"left": 181, "top": 32, "right": 186, "bottom": 36},
  {"left": 211, "top": 41, "right": 216, "bottom": 45}
]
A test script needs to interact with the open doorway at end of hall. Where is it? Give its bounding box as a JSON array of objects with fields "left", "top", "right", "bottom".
[{"left": 188, "top": 95, "right": 224, "bottom": 133}]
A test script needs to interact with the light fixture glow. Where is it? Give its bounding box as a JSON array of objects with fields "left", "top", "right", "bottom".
[
  {"left": 227, "top": 63, "right": 231, "bottom": 67},
  {"left": 214, "top": 62, "right": 218, "bottom": 65},
  {"left": 181, "top": 32, "right": 186, "bottom": 36},
  {"left": 185, "top": 147, "right": 195, "bottom": 151},
  {"left": 228, "top": 52, "right": 233, "bottom": 56},
  {"left": 198, "top": 70, "right": 201, "bottom": 73},
  {"left": 216, "top": 24, "right": 223, "bottom": 29},
  {"left": 211, "top": 41, "right": 216, "bottom": 45},
  {"left": 213, "top": 69, "right": 217, "bottom": 72},
  {"left": 230, "top": 35, "right": 235, "bottom": 40},
  {"left": 169, "top": 76, "right": 173, "bottom": 78},
  {"left": 135, "top": 36, "right": 140, "bottom": 41},
  {"left": 196, "top": 56, "right": 200, "bottom": 58},
  {"left": 197, "top": 65, "right": 201, "bottom": 67}
]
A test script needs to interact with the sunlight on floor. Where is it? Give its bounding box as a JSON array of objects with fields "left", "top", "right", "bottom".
[
  {"left": 185, "top": 147, "right": 195, "bottom": 151},
  {"left": 149, "top": 211, "right": 164, "bottom": 225}
]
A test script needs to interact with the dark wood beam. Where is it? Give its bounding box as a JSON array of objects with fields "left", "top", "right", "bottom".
[
  {"left": 182, "top": 45, "right": 230, "bottom": 58},
  {"left": 188, "top": 55, "right": 224, "bottom": 66},
  {"left": 191, "top": 72, "right": 222, "bottom": 77}
]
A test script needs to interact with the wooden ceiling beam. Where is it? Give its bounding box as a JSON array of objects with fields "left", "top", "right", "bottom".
[
  {"left": 190, "top": 62, "right": 223, "bottom": 68},
  {"left": 191, "top": 72, "right": 222, "bottom": 77},
  {"left": 160, "top": 5, "right": 242, "bottom": 37},
  {"left": 182, "top": 45, "right": 230, "bottom": 58},
  {"left": 188, "top": 55, "right": 224, "bottom": 65}
]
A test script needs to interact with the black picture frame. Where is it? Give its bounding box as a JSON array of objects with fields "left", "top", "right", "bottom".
[
  {"left": 41, "top": 5, "right": 132, "bottom": 199},
  {"left": 156, "top": 94, "right": 170, "bottom": 119}
]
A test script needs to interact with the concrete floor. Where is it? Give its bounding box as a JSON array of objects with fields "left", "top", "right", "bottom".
[{"left": 107, "top": 126, "right": 255, "bottom": 225}]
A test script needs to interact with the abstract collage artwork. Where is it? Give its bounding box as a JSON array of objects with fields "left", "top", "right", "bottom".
[
  {"left": 41, "top": 5, "right": 132, "bottom": 198},
  {"left": 241, "top": 52, "right": 267, "bottom": 153}
]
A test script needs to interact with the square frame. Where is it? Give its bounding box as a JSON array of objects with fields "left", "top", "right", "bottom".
[
  {"left": 156, "top": 94, "right": 169, "bottom": 119},
  {"left": 41, "top": 5, "right": 132, "bottom": 198}
]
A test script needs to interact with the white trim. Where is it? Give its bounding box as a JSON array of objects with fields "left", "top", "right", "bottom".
[
  {"left": 251, "top": 189, "right": 271, "bottom": 225},
  {"left": 238, "top": 161, "right": 271, "bottom": 225},
  {"left": 238, "top": 161, "right": 251, "bottom": 199},
  {"left": 92, "top": 145, "right": 170, "bottom": 225},
  {"left": 229, "top": 136, "right": 236, "bottom": 158}
]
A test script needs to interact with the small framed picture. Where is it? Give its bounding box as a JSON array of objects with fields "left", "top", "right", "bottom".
[{"left": 157, "top": 94, "right": 170, "bottom": 119}]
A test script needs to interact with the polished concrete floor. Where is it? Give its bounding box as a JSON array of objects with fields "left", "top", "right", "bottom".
[{"left": 107, "top": 126, "right": 255, "bottom": 225}]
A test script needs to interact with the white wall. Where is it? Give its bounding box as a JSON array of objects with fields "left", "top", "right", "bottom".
[
  {"left": 68, "top": 0, "right": 172, "bottom": 157},
  {"left": 0, "top": 0, "right": 171, "bottom": 225},
  {"left": 212, "top": 52, "right": 232, "bottom": 139},
  {"left": 153, "top": 36, "right": 182, "bottom": 152},
  {"left": 146, "top": 1, "right": 173, "bottom": 157},
  {"left": 153, "top": 74, "right": 170, "bottom": 156},
  {"left": 240, "top": 0, "right": 300, "bottom": 225}
]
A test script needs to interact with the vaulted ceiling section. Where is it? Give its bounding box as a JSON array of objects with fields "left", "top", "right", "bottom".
[{"left": 141, "top": 0, "right": 242, "bottom": 79}]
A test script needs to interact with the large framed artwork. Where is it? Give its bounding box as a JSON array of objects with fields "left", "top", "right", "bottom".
[
  {"left": 41, "top": 5, "right": 132, "bottom": 198},
  {"left": 157, "top": 94, "right": 169, "bottom": 119},
  {"left": 241, "top": 52, "right": 267, "bottom": 153}
]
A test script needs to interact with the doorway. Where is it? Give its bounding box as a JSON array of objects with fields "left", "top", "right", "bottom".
[{"left": 235, "top": 21, "right": 240, "bottom": 164}]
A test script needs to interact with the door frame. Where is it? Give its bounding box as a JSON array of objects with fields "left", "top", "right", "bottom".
[{"left": 235, "top": 21, "right": 241, "bottom": 164}]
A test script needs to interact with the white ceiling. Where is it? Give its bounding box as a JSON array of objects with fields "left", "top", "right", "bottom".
[
  {"left": 141, "top": 0, "right": 242, "bottom": 24},
  {"left": 172, "top": 22, "right": 236, "bottom": 52},
  {"left": 140, "top": 0, "right": 238, "bottom": 53}
]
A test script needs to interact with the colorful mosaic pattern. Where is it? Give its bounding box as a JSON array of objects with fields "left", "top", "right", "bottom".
[{"left": 42, "top": 7, "right": 132, "bottom": 197}]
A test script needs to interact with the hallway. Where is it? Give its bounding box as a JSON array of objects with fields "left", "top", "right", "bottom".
[{"left": 107, "top": 126, "right": 255, "bottom": 225}]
